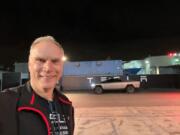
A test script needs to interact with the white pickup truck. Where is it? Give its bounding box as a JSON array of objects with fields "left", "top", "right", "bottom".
[{"left": 91, "top": 78, "right": 140, "bottom": 94}]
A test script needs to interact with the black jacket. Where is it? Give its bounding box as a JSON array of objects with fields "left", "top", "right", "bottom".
[{"left": 0, "top": 82, "right": 74, "bottom": 135}]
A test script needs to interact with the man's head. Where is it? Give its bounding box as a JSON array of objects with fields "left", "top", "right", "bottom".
[{"left": 28, "top": 36, "right": 64, "bottom": 93}]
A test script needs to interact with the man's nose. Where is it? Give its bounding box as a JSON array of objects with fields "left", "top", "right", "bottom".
[{"left": 44, "top": 61, "right": 53, "bottom": 71}]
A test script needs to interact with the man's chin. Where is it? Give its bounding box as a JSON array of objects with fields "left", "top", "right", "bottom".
[{"left": 41, "top": 84, "right": 56, "bottom": 90}]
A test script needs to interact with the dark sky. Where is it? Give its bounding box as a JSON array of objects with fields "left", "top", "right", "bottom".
[{"left": 0, "top": 1, "right": 180, "bottom": 67}]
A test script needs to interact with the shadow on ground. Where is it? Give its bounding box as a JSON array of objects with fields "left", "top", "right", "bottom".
[{"left": 63, "top": 88, "right": 180, "bottom": 95}]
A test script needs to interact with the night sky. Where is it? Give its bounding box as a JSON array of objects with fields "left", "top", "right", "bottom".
[{"left": 0, "top": 1, "right": 180, "bottom": 67}]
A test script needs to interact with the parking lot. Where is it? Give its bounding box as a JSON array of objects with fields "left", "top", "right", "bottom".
[{"left": 65, "top": 89, "right": 180, "bottom": 135}]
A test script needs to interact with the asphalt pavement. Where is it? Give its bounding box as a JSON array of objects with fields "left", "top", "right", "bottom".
[
  {"left": 74, "top": 106, "right": 180, "bottom": 135},
  {"left": 65, "top": 89, "right": 180, "bottom": 135}
]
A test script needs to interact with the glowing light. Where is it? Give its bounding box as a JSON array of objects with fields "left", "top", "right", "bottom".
[
  {"left": 62, "top": 56, "right": 67, "bottom": 61},
  {"left": 167, "top": 52, "right": 179, "bottom": 57},
  {"left": 168, "top": 52, "right": 173, "bottom": 57},
  {"left": 174, "top": 58, "right": 179, "bottom": 62},
  {"left": 145, "top": 60, "right": 149, "bottom": 64},
  {"left": 90, "top": 83, "right": 95, "bottom": 88},
  {"left": 173, "top": 53, "right": 177, "bottom": 56}
]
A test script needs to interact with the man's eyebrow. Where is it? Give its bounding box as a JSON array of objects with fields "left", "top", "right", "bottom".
[
  {"left": 34, "top": 57, "right": 44, "bottom": 60},
  {"left": 51, "top": 58, "right": 62, "bottom": 62}
]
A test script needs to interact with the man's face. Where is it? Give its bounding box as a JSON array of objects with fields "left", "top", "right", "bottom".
[{"left": 28, "top": 41, "right": 64, "bottom": 92}]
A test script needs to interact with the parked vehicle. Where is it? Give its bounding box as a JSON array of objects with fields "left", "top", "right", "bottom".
[{"left": 91, "top": 77, "right": 140, "bottom": 94}]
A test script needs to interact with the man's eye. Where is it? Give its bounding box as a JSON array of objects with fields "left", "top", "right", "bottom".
[
  {"left": 52, "top": 59, "right": 59, "bottom": 63},
  {"left": 37, "top": 59, "right": 45, "bottom": 63}
]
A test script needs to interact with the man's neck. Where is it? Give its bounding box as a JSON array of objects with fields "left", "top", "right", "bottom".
[
  {"left": 30, "top": 83, "right": 54, "bottom": 101},
  {"left": 36, "top": 90, "right": 54, "bottom": 101}
]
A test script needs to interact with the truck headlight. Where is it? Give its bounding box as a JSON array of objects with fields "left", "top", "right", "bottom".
[{"left": 90, "top": 83, "right": 95, "bottom": 88}]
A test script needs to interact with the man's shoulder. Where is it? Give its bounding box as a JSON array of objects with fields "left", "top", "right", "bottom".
[
  {"left": 0, "top": 87, "right": 19, "bottom": 105},
  {"left": 56, "top": 90, "right": 72, "bottom": 105},
  {"left": 0, "top": 84, "right": 26, "bottom": 97}
]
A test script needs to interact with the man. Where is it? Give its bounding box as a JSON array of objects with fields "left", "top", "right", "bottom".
[{"left": 0, "top": 36, "right": 74, "bottom": 135}]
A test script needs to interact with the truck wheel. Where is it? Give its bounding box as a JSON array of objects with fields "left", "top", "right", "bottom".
[
  {"left": 94, "top": 86, "right": 103, "bottom": 94},
  {"left": 126, "top": 85, "right": 135, "bottom": 93}
]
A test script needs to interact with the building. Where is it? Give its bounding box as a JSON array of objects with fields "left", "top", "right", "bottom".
[{"left": 124, "top": 54, "right": 180, "bottom": 75}]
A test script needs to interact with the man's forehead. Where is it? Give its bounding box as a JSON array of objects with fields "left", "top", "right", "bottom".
[
  {"left": 29, "top": 41, "right": 64, "bottom": 61},
  {"left": 30, "top": 52, "right": 62, "bottom": 60}
]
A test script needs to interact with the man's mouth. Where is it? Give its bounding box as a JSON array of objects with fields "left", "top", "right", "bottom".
[{"left": 40, "top": 75, "right": 56, "bottom": 79}]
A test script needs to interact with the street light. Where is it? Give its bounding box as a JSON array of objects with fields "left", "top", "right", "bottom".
[
  {"left": 62, "top": 56, "right": 67, "bottom": 61},
  {"left": 145, "top": 60, "right": 149, "bottom": 64}
]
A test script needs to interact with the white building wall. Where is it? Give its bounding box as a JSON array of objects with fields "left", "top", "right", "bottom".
[{"left": 124, "top": 55, "right": 180, "bottom": 75}]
